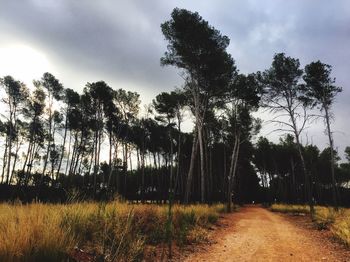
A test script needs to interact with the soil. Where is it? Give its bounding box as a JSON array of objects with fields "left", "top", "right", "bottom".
[{"left": 180, "top": 205, "right": 350, "bottom": 262}]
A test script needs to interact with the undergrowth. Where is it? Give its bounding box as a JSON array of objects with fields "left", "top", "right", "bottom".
[
  {"left": 0, "top": 201, "right": 225, "bottom": 261},
  {"left": 270, "top": 204, "right": 350, "bottom": 246}
]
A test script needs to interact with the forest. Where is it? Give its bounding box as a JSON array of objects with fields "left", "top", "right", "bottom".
[
  {"left": 0, "top": 8, "right": 350, "bottom": 211},
  {"left": 2, "top": 6, "right": 350, "bottom": 261}
]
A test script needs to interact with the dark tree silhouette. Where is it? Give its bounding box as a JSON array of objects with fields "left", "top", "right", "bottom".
[
  {"left": 161, "top": 8, "right": 236, "bottom": 203},
  {"left": 259, "top": 53, "right": 315, "bottom": 214},
  {"left": 34, "top": 73, "right": 63, "bottom": 183},
  {"left": 0, "top": 76, "right": 29, "bottom": 184},
  {"left": 302, "top": 61, "right": 342, "bottom": 208},
  {"left": 0, "top": 9, "right": 349, "bottom": 209}
]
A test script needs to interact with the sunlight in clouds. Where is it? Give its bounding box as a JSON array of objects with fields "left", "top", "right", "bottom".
[{"left": 0, "top": 44, "right": 52, "bottom": 86}]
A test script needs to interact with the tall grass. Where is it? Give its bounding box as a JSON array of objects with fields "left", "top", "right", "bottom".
[
  {"left": 0, "top": 203, "right": 75, "bottom": 261},
  {"left": 270, "top": 204, "right": 310, "bottom": 214},
  {"left": 0, "top": 201, "right": 225, "bottom": 261},
  {"left": 270, "top": 204, "right": 350, "bottom": 246},
  {"left": 332, "top": 209, "right": 350, "bottom": 246}
]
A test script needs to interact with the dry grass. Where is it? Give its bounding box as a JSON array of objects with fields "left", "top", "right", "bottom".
[
  {"left": 0, "top": 201, "right": 225, "bottom": 261},
  {"left": 270, "top": 204, "right": 350, "bottom": 246},
  {"left": 270, "top": 204, "right": 310, "bottom": 214},
  {"left": 0, "top": 203, "right": 75, "bottom": 261},
  {"left": 332, "top": 209, "right": 350, "bottom": 246}
]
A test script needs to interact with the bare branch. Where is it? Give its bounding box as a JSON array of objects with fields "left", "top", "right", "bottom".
[
  {"left": 265, "top": 128, "right": 294, "bottom": 136},
  {"left": 266, "top": 119, "right": 294, "bottom": 129}
]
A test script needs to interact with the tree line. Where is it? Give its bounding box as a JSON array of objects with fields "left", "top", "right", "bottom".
[{"left": 0, "top": 8, "right": 349, "bottom": 208}]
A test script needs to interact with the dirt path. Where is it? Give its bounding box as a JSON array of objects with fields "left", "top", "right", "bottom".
[{"left": 184, "top": 206, "right": 350, "bottom": 262}]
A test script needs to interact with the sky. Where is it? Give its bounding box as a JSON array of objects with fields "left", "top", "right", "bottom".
[{"left": 0, "top": 0, "right": 349, "bottom": 160}]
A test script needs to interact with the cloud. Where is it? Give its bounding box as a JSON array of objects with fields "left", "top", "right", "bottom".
[{"left": 0, "top": 0, "right": 349, "bottom": 158}]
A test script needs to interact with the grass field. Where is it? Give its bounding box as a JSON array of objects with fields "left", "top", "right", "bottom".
[
  {"left": 0, "top": 201, "right": 226, "bottom": 261},
  {"left": 271, "top": 204, "right": 350, "bottom": 246}
]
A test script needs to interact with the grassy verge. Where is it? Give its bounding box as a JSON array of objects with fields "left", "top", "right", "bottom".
[
  {"left": 270, "top": 204, "right": 350, "bottom": 246},
  {"left": 0, "top": 201, "right": 226, "bottom": 261},
  {"left": 270, "top": 204, "right": 310, "bottom": 214}
]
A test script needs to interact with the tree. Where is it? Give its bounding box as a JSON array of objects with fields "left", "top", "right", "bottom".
[
  {"left": 50, "top": 110, "right": 63, "bottom": 179},
  {"left": 0, "top": 76, "right": 29, "bottom": 184},
  {"left": 114, "top": 89, "right": 140, "bottom": 172},
  {"left": 224, "top": 74, "right": 261, "bottom": 211},
  {"left": 153, "top": 90, "right": 187, "bottom": 193},
  {"left": 0, "top": 119, "right": 7, "bottom": 183},
  {"left": 22, "top": 86, "right": 46, "bottom": 185},
  {"left": 113, "top": 89, "right": 140, "bottom": 195},
  {"left": 153, "top": 90, "right": 187, "bottom": 256},
  {"left": 302, "top": 61, "right": 342, "bottom": 208},
  {"left": 260, "top": 53, "right": 314, "bottom": 214},
  {"left": 65, "top": 92, "right": 86, "bottom": 177},
  {"left": 345, "top": 146, "right": 350, "bottom": 162},
  {"left": 104, "top": 92, "right": 121, "bottom": 191},
  {"left": 254, "top": 137, "right": 273, "bottom": 190},
  {"left": 339, "top": 147, "right": 350, "bottom": 187},
  {"left": 317, "top": 147, "right": 340, "bottom": 185},
  {"left": 85, "top": 81, "right": 113, "bottom": 196},
  {"left": 34, "top": 73, "right": 63, "bottom": 183},
  {"left": 161, "top": 8, "right": 235, "bottom": 203},
  {"left": 56, "top": 88, "right": 80, "bottom": 178}
]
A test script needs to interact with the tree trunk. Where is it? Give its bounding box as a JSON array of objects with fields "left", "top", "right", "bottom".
[
  {"left": 290, "top": 157, "right": 297, "bottom": 202},
  {"left": 1, "top": 136, "right": 8, "bottom": 184},
  {"left": 27, "top": 142, "right": 38, "bottom": 175},
  {"left": 296, "top": 134, "right": 314, "bottom": 215},
  {"left": 289, "top": 106, "right": 314, "bottom": 215},
  {"left": 25, "top": 141, "right": 36, "bottom": 184},
  {"left": 9, "top": 139, "right": 21, "bottom": 184},
  {"left": 169, "top": 129, "right": 174, "bottom": 195},
  {"left": 42, "top": 95, "right": 53, "bottom": 181},
  {"left": 153, "top": 152, "right": 157, "bottom": 170},
  {"left": 136, "top": 148, "right": 140, "bottom": 170},
  {"left": 141, "top": 147, "right": 145, "bottom": 203},
  {"left": 223, "top": 143, "right": 227, "bottom": 201},
  {"left": 57, "top": 113, "right": 68, "bottom": 177},
  {"left": 123, "top": 142, "right": 128, "bottom": 197},
  {"left": 64, "top": 132, "right": 72, "bottom": 176},
  {"left": 197, "top": 124, "right": 206, "bottom": 203},
  {"left": 107, "top": 134, "right": 115, "bottom": 190},
  {"left": 175, "top": 127, "right": 182, "bottom": 196},
  {"left": 324, "top": 106, "right": 338, "bottom": 209},
  {"left": 93, "top": 128, "right": 99, "bottom": 196},
  {"left": 167, "top": 126, "right": 174, "bottom": 259},
  {"left": 68, "top": 133, "right": 78, "bottom": 175},
  {"left": 208, "top": 143, "right": 213, "bottom": 203},
  {"left": 124, "top": 142, "right": 128, "bottom": 171},
  {"left": 129, "top": 149, "right": 133, "bottom": 171},
  {"left": 6, "top": 124, "right": 13, "bottom": 185},
  {"left": 22, "top": 140, "right": 32, "bottom": 174},
  {"left": 6, "top": 105, "right": 16, "bottom": 185},
  {"left": 184, "top": 129, "right": 198, "bottom": 204},
  {"left": 227, "top": 137, "right": 239, "bottom": 212},
  {"left": 72, "top": 131, "right": 85, "bottom": 175}
]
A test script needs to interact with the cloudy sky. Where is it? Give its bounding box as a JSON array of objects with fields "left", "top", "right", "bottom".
[{"left": 0, "top": 0, "right": 349, "bottom": 159}]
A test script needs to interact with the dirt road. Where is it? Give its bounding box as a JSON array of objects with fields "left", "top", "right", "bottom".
[{"left": 185, "top": 206, "right": 349, "bottom": 262}]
